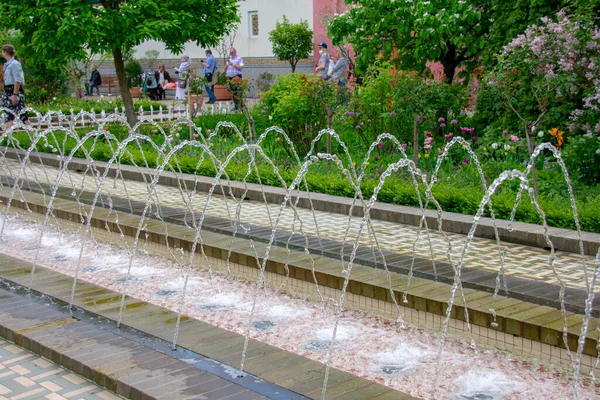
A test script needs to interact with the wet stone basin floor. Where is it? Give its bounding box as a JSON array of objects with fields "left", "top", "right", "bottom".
[{"left": 0, "top": 215, "right": 598, "bottom": 399}]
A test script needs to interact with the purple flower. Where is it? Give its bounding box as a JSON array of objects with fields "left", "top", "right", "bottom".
[
  {"left": 451, "top": 119, "right": 458, "bottom": 125},
  {"left": 152, "top": 129, "right": 158, "bottom": 134},
  {"left": 345, "top": 111, "right": 355, "bottom": 115},
  {"left": 340, "top": 117, "right": 345, "bottom": 121},
  {"left": 374, "top": 155, "right": 380, "bottom": 161},
  {"left": 377, "top": 142, "right": 383, "bottom": 147},
  {"left": 355, "top": 124, "right": 361, "bottom": 130},
  {"left": 502, "top": 130, "right": 508, "bottom": 137},
  {"left": 438, "top": 117, "right": 445, "bottom": 123},
  {"left": 439, "top": 151, "right": 444, "bottom": 156},
  {"left": 472, "top": 136, "right": 478, "bottom": 142},
  {"left": 162, "top": 124, "right": 168, "bottom": 129},
  {"left": 460, "top": 127, "right": 475, "bottom": 134},
  {"left": 424, "top": 131, "right": 432, "bottom": 137},
  {"left": 440, "top": 123, "right": 446, "bottom": 128},
  {"left": 445, "top": 133, "right": 454, "bottom": 141},
  {"left": 390, "top": 111, "right": 396, "bottom": 116},
  {"left": 463, "top": 158, "right": 470, "bottom": 164}
]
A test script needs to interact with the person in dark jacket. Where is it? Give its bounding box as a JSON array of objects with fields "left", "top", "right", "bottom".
[
  {"left": 85, "top": 68, "right": 102, "bottom": 96},
  {"left": 154, "top": 65, "right": 172, "bottom": 100}
]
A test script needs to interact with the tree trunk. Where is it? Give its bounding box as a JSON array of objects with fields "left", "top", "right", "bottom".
[
  {"left": 290, "top": 60, "right": 296, "bottom": 73},
  {"left": 413, "top": 114, "right": 419, "bottom": 165},
  {"left": 441, "top": 43, "right": 457, "bottom": 84},
  {"left": 113, "top": 47, "right": 137, "bottom": 127},
  {"left": 524, "top": 123, "right": 539, "bottom": 197}
]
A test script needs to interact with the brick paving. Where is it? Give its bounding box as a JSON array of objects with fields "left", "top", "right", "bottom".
[{"left": 0, "top": 338, "right": 123, "bottom": 400}]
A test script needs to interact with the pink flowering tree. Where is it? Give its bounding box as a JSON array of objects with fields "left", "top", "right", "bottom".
[
  {"left": 489, "top": 10, "right": 600, "bottom": 138},
  {"left": 486, "top": 10, "right": 600, "bottom": 192}
]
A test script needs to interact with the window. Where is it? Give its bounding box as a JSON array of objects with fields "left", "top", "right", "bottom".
[{"left": 249, "top": 11, "right": 259, "bottom": 37}]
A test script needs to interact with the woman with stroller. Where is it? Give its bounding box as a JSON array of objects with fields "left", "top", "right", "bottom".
[{"left": 174, "top": 55, "right": 190, "bottom": 100}]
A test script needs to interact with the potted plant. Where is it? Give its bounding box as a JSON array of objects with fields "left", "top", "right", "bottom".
[
  {"left": 124, "top": 59, "right": 143, "bottom": 98},
  {"left": 214, "top": 72, "right": 233, "bottom": 101},
  {"left": 188, "top": 75, "right": 206, "bottom": 114}
]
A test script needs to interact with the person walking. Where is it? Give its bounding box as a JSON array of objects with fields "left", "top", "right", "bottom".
[
  {"left": 329, "top": 54, "right": 349, "bottom": 87},
  {"left": 225, "top": 48, "right": 244, "bottom": 111},
  {"left": 154, "top": 65, "right": 171, "bottom": 100},
  {"left": 315, "top": 42, "right": 330, "bottom": 79},
  {"left": 174, "top": 55, "right": 190, "bottom": 100},
  {"left": 85, "top": 68, "right": 102, "bottom": 96},
  {"left": 202, "top": 50, "right": 217, "bottom": 104},
  {"left": 2, "top": 44, "right": 29, "bottom": 130}
]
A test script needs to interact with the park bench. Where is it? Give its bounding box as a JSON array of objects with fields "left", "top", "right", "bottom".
[{"left": 95, "top": 74, "right": 119, "bottom": 95}]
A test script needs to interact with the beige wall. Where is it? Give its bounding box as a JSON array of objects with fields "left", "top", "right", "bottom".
[{"left": 134, "top": 0, "right": 313, "bottom": 61}]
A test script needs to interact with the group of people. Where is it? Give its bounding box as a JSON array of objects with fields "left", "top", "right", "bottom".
[
  {"left": 3, "top": 41, "right": 350, "bottom": 129},
  {"left": 314, "top": 42, "right": 350, "bottom": 86}
]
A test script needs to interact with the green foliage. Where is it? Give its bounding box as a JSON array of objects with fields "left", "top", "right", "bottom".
[
  {"left": 188, "top": 75, "right": 208, "bottom": 95},
  {"left": 124, "top": 60, "right": 143, "bottom": 88},
  {"left": 0, "top": 0, "right": 240, "bottom": 124},
  {"left": 482, "top": 0, "right": 569, "bottom": 65},
  {"left": 328, "top": 0, "right": 493, "bottom": 83},
  {"left": 562, "top": 135, "right": 600, "bottom": 185},
  {"left": 333, "top": 66, "right": 469, "bottom": 146},
  {"left": 4, "top": 118, "right": 600, "bottom": 233},
  {"left": 260, "top": 74, "right": 339, "bottom": 154},
  {"left": 268, "top": 16, "right": 313, "bottom": 73},
  {"left": 0, "top": 30, "right": 69, "bottom": 103},
  {"left": 29, "top": 97, "right": 163, "bottom": 114},
  {"left": 256, "top": 72, "right": 276, "bottom": 93}
]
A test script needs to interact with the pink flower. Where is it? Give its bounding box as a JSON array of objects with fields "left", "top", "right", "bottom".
[
  {"left": 374, "top": 155, "right": 380, "bottom": 161},
  {"left": 377, "top": 142, "right": 383, "bottom": 147},
  {"left": 425, "top": 137, "right": 433, "bottom": 145},
  {"left": 510, "top": 135, "right": 519, "bottom": 142},
  {"left": 445, "top": 133, "right": 453, "bottom": 140},
  {"left": 424, "top": 144, "right": 432, "bottom": 151},
  {"left": 460, "top": 127, "right": 475, "bottom": 134},
  {"left": 424, "top": 131, "right": 432, "bottom": 137},
  {"left": 400, "top": 143, "right": 407, "bottom": 150},
  {"left": 502, "top": 130, "right": 508, "bottom": 137}
]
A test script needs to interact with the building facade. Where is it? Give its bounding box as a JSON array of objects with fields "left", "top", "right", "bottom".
[{"left": 135, "top": 0, "right": 315, "bottom": 61}]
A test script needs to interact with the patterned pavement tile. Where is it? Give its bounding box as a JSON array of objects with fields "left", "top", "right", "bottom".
[
  {"left": 1, "top": 159, "right": 595, "bottom": 292},
  {"left": 0, "top": 338, "right": 123, "bottom": 400}
]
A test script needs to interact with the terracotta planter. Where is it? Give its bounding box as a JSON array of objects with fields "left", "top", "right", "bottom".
[
  {"left": 189, "top": 94, "right": 204, "bottom": 110},
  {"left": 213, "top": 84, "right": 232, "bottom": 101},
  {"left": 129, "top": 87, "right": 141, "bottom": 99}
]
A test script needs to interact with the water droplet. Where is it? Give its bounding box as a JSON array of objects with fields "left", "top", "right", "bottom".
[{"left": 490, "top": 322, "right": 499, "bottom": 329}]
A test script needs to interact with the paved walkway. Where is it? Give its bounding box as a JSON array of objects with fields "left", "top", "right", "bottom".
[
  {"left": 0, "top": 338, "right": 122, "bottom": 400},
  {"left": 0, "top": 158, "right": 593, "bottom": 293}
]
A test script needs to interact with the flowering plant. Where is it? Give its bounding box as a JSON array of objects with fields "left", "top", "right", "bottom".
[{"left": 489, "top": 10, "right": 600, "bottom": 137}]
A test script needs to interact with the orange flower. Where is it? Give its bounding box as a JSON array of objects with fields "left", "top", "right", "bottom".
[{"left": 548, "top": 128, "right": 564, "bottom": 148}]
